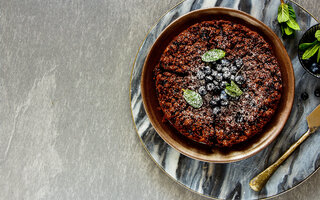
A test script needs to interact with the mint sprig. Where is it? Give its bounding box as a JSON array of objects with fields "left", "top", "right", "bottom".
[
  {"left": 300, "top": 30, "right": 320, "bottom": 63},
  {"left": 299, "top": 40, "right": 318, "bottom": 51},
  {"left": 278, "top": 1, "right": 300, "bottom": 37}
]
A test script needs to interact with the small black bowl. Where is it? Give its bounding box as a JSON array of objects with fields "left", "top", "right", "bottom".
[{"left": 298, "top": 23, "right": 320, "bottom": 78}]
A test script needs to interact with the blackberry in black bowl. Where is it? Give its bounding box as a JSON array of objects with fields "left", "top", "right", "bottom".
[
  {"left": 310, "top": 62, "right": 320, "bottom": 74},
  {"left": 298, "top": 23, "right": 320, "bottom": 79}
]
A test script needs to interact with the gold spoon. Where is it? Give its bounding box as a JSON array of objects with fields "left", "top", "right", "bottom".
[{"left": 249, "top": 104, "right": 320, "bottom": 192}]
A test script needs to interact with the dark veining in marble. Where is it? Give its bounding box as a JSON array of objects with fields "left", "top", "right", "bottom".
[
  {"left": 238, "top": 0, "right": 252, "bottom": 14},
  {"left": 261, "top": 0, "right": 272, "bottom": 22},
  {"left": 215, "top": 0, "right": 223, "bottom": 7},
  {"left": 191, "top": 0, "right": 203, "bottom": 10},
  {"left": 207, "top": 164, "right": 227, "bottom": 196},
  {"left": 176, "top": 156, "right": 193, "bottom": 183},
  {"left": 226, "top": 182, "right": 242, "bottom": 200}
]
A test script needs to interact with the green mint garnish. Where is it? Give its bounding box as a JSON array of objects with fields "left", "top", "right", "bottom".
[
  {"left": 182, "top": 89, "right": 203, "bottom": 108},
  {"left": 286, "top": 16, "right": 300, "bottom": 31},
  {"left": 317, "top": 47, "right": 320, "bottom": 63},
  {"left": 315, "top": 30, "right": 320, "bottom": 41},
  {"left": 277, "top": 3, "right": 289, "bottom": 23},
  {"left": 278, "top": 2, "right": 300, "bottom": 37},
  {"left": 224, "top": 81, "right": 243, "bottom": 98},
  {"left": 201, "top": 49, "right": 225, "bottom": 62},
  {"left": 299, "top": 41, "right": 318, "bottom": 51},
  {"left": 288, "top": 4, "right": 296, "bottom": 19},
  {"left": 302, "top": 43, "right": 320, "bottom": 60},
  {"left": 300, "top": 30, "right": 320, "bottom": 63},
  {"left": 284, "top": 25, "right": 294, "bottom": 35}
]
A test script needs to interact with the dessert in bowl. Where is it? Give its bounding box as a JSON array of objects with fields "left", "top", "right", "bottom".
[{"left": 141, "top": 8, "right": 294, "bottom": 163}]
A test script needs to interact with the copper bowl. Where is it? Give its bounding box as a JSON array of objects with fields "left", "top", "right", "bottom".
[{"left": 141, "top": 8, "right": 294, "bottom": 163}]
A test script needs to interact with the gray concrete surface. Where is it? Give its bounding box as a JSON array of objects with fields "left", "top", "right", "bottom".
[{"left": 0, "top": 0, "right": 319, "bottom": 199}]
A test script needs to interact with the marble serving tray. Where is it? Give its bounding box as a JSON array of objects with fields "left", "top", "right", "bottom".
[{"left": 130, "top": 0, "right": 320, "bottom": 199}]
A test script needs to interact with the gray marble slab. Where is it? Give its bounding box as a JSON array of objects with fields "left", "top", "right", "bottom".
[
  {"left": 131, "top": 0, "right": 320, "bottom": 199},
  {"left": 0, "top": 0, "right": 319, "bottom": 200}
]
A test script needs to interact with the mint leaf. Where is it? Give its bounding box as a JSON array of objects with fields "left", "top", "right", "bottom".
[
  {"left": 277, "top": 3, "right": 289, "bottom": 23},
  {"left": 302, "top": 43, "right": 320, "bottom": 60},
  {"left": 317, "top": 48, "right": 320, "bottom": 63},
  {"left": 299, "top": 41, "right": 318, "bottom": 51},
  {"left": 280, "top": 23, "right": 285, "bottom": 36},
  {"left": 315, "top": 30, "right": 320, "bottom": 41},
  {"left": 201, "top": 49, "right": 225, "bottom": 62},
  {"left": 225, "top": 81, "right": 243, "bottom": 98},
  {"left": 183, "top": 89, "right": 203, "bottom": 108},
  {"left": 284, "top": 25, "right": 294, "bottom": 35},
  {"left": 288, "top": 4, "right": 296, "bottom": 19},
  {"left": 286, "top": 16, "right": 300, "bottom": 30},
  {"left": 278, "top": 3, "right": 300, "bottom": 37}
]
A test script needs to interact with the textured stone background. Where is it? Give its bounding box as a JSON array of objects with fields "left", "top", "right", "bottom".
[{"left": 0, "top": 0, "right": 319, "bottom": 199}]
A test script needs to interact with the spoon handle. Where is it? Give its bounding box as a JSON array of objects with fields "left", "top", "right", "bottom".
[{"left": 249, "top": 129, "right": 312, "bottom": 191}]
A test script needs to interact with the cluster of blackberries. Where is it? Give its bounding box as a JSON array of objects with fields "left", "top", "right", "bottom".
[
  {"left": 196, "top": 58, "right": 245, "bottom": 114},
  {"left": 303, "top": 57, "right": 320, "bottom": 75},
  {"left": 301, "top": 89, "right": 320, "bottom": 101},
  {"left": 209, "top": 91, "right": 229, "bottom": 115},
  {"left": 310, "top": 62, "right": 320, "bottom": 74}
]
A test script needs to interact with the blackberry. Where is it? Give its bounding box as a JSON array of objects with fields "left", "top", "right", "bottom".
[
  {"left": 221, "top": 59, "right": 231, "bottom": 67},
  {"left": 205, "top": 75, "right": 214, "bottom": 82},
  {"left": 230, "top": 75, "right": 235, "bottom": 81},
  {"left": 220, "top": 90, "right": 228, "bottom": 100},
  {"left": 209, "top": 100, "right": 218, "bottom": 107},
  {"left": 212, "top": 107, "right": 221, "bottom": 115},
  {"left": 198, "top": 86, "right": 207, "bottom": 96},
  {"left": 310, "top": 63, "right": 320, "bottom": 74},
  {"left": 222, "top": 67, "right": 229, "bottom": 73},
  {"left": 235, "top": 58, "right": 243, "bottom": 68},
  {"left": 211, "top": 70, "right": 218, "bottom": 77},
  {"left": 212, "top": 95, "right": 221, "bottom": 102},
  {"left": 206, "top": 83, "right": 215, "bottom": 91},
  {"left": 212, "top": 86, "right": 220, "bottom": 93},
  {"left": 230, "top": 66, "right": 237, "bottom": 74},
  {"left": 204, "top": 66, "right": 212, "bottom": 75},
  {"left": 216, "top": 64, "right": 222, "bottom": 72},
  {"left": 196, "top": 70, "right": 205, "bottom": 80},
  {"left": 220, "top": 81, "right": 228, "bottom": 89},
  {"left": 235, "top": 75, "right": 245, "bottom": 84},
  {"left": 220, "top": 99, "right": 229, "bottom": 106},
  {"left": 301, "top": 92, "right": 308, "bottom": 100},
  {"left": 223, "top": 71, "right": 231, "bottom": 79},
  {"left": 216, "top": 73, "right": 223, "bottom": 81}
]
